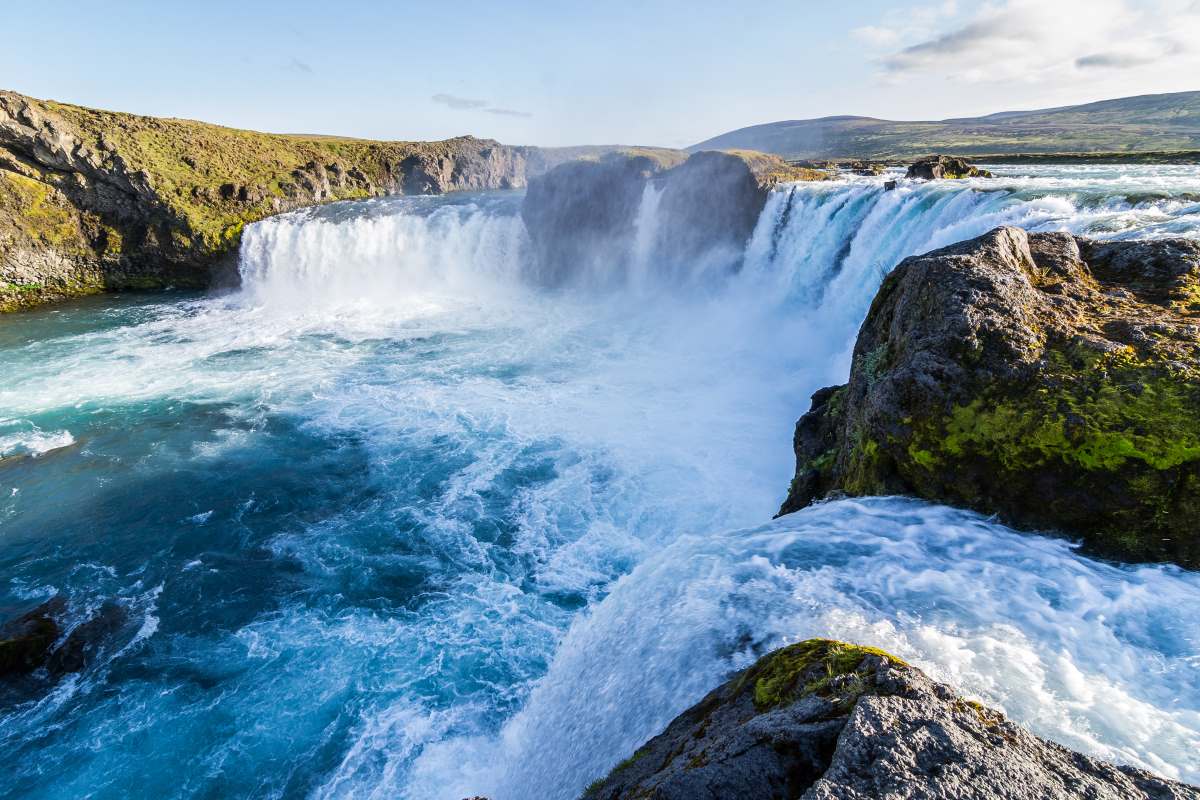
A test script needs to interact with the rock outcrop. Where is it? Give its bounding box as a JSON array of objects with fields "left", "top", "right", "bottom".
[
  {"left": 582, "top": 639, "right": 1199, "bottom": 800},
  {"left": 521, "top": 149, "right": 827, "bottom": 284},
  {"left": 0, "top": 89, "right": 541, "bottom": 311},
  {"left": 0, "top": 596, "right": 128, "bottom": 682},
  {"left": 779, "top": 226, "right": 1200, "bottom": 567},
  {"left": 906, "top": 155, "right": 992, "bottom": 179}
]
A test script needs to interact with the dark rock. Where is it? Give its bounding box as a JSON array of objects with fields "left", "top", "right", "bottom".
[
  {"left": 883, "top": 179, "right": 898, "bottom": 191},
  {"left": 0, "top": 597, "right": 64, "bottom": 676},
  {"left": 906, "top": 154, "right": 993, "bottom": 180},
  {"left": 0, "top": 597, "right": 129, "bottom": 682},
  {"left": 46, "top": 602, "right": 128, "bottom": 675},
  {"left": 779, "top": 226, "right": 1200, "bottom": 568},
  {"left": 582, "top": 639, "right": 1199, "bottom": 800}
]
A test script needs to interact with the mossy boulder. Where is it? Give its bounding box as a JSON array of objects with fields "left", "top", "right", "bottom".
[
  {"left": 580, "top": 638, "right": 1195, "bottom": 799},
  {"left": 906, "top": 154, "right": 992, "bottom": 179},
  {"left": 780, "top": 226, "right": 1200, "bottom": 568}
]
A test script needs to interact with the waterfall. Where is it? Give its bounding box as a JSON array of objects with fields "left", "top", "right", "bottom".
[{"left": 237, "top": 167, "right": 1200, "bottom": 320}]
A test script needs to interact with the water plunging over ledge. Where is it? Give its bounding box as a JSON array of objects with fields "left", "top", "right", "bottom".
[{"left": 1, "top": 165, "right": 1198, "bottom": 799}]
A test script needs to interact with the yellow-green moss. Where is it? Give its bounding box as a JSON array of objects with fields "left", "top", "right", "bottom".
[
  {"left": 748, "top": 638, "right": 905, "bottom": 710},
  {"left": 0, "top": 172, "right": 86, "bottom": 252},
  {"left": 932, "top": 348, "right": 1200, "bottom": 472}
]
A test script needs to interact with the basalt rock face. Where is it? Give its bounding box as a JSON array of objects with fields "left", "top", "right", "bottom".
[
  {"left": 779, "top": 226, "right": 1200, "bottom": 567},
  {"left": 520, "top": 149, "right": 826, "bottom": 285},
  {"left": 581, "top": 639, "right": 1199, "bottom": 800},
  {"left": 906, "top": 154, "right": 992, "bottom": 179},
  {"left": 0, "top": 89, "right": 539, "bottom": 311}
]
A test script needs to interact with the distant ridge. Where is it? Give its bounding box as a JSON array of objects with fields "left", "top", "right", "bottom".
[{"left": 690, "top": 91, "right": 1200, "bottom": 160}]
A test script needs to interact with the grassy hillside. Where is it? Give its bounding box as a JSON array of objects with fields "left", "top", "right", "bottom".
[{"left": 691, "top": 91, "right": 1200, "bottom": 160}]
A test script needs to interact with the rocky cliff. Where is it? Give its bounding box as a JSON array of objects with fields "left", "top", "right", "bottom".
[
  {"left": 779, "top": 227, "right": 1200, "bottom": 567},
  {"left": 582, "top": 639, "right": 1198, "bottom": 800},
  {"left": 521, "top": 149, "right": 827, "bottom": 284},
  {"left": 0, "top": 90, "right": 540, "bottom": 311}
]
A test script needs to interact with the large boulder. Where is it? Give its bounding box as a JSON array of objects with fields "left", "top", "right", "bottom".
[
  {"left": 0, "top": 596, "right": 128, "bottom": 682},
  {"left": 0, "top": 597, "right": 64, "bottom": 676},
  {"left": 906, "top": 155, "right": 992, "bottom": 179},
  {"left": 779, "top": 226, "right": 1200, "bottom": 567},
  {"left": 581, "top": 639, "right": 1198, "bottom": 800}
]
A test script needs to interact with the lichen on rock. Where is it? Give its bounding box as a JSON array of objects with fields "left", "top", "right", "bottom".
[
  {"left": 580, "top": 638, "right": 1199, "bottom": 800},
  {"left": 779, "top": 226, "right": 1200, "bottom": 568}
]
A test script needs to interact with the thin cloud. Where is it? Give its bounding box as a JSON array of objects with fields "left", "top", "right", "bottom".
[
  {"left": 484, "top": 108, "right": 533, "bottom": 118},
  {"left": 1077, "top": 51, "right": 1161, "bottom": 69},
  {"left": 432, "top": 93, "right": 488, "bottom": 110},
  {"left": 433, "top": 94, "right": 532, "bottom": 119},
  {"left": 287, "top": 58, "right": 313, "bottom": 74},
  {"left": 872, "top": 0, "right": 1200, "bottom": 84}
]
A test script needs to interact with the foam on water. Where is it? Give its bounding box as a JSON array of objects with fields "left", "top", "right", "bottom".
[{"left": 1, "top": 167, "right": 1198, "bottom": 799}]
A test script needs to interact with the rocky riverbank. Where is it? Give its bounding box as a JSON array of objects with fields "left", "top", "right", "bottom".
[
  {"left": 780, "top": 226, "right": 1200, "bottom": 567},
  {"left": 582, "top": 639, "right": 1199, "bottom": 800},
  {"left": 0, "top": 90, "right": 545, "bottom": 311}
]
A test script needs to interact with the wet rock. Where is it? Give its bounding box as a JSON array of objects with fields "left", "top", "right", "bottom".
[
  {"left": 582, "top": 639, "right": 1199, "bottom": 800},
  {"left": 47, "top": 602, "right": 128, "bottom": 675},
  {"left": 0, "top": 597, "right": 129, "bottom": 681},
  {"left": 779, "top": 226, "right": 1200, "bottom": 567},
  {"left": 906, "top": 154, "right": 992, "bottom": 179},
  {"left": 0, "top": 597, "right": 64, "bottom": 676}
]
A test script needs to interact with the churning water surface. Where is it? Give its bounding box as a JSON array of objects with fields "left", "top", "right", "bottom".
[{"left": 1, "top": 166, "right": 1199, "bottom": 799}]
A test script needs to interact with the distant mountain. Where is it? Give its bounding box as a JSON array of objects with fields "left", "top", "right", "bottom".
[{"left": 689, "top": 91, "right": 1200, "bottom": 160}]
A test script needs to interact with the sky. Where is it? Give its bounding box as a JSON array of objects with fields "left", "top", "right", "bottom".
[{"left": 3, "top": 0, "right": 1199, "bottom": 148}]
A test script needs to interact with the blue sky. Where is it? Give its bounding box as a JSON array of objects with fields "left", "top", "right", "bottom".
[{"left": 4, "top": 0, "right": 1199, "bottom": 147}]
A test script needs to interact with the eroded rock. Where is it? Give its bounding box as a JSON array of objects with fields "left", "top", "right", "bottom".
[
  {"left": 582, "top": 639, "right": 1198, "bottom": 800},
  {"left": 779, "top": 226, "right": 1200, "bottom": 567}
]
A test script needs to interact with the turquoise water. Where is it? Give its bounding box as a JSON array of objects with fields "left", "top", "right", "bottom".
[{"left": 2, "top": 173, "right": 1199, "bottom": 798}]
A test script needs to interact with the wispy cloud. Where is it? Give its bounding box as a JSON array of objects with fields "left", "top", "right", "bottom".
[
  {"left": 432, "top": 93, "right": 488, "bottom": 110},
  {"left": 432, "top": 94, "right": 533, "bottom": 119},
  {"left": 484, "top": 107, "right": 533, "bottom": 118},
  {"left": 872, "top": 0, "right": 1200, "bottom": 84},
  {"left": 286, "top": 57, "right": 313, "bottom": 74},
  {"left": 850, "top": 1, "right": 960, "bottom": 50}
]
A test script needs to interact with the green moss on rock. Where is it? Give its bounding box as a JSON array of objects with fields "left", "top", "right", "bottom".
[
  {"left": 743, "top": 638, "right": 906, "bottom": 710},
  {"left": 780, "top": 227, "right": 1200, "bottom": 567}
]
